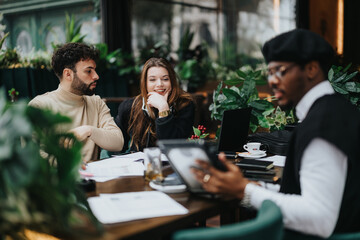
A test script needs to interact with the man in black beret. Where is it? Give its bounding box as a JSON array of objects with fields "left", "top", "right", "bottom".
[{"left": 192, "top": 29, "right": 360, "bottom": 238}]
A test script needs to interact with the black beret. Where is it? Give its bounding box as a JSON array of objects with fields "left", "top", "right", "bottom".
[{"left": 262, "top": 29, "right": 335, "bottom": 64}]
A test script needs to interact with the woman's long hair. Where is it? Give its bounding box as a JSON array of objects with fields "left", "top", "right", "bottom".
[{"left": 128, "top": 58, "right": 192, "bottom": 151}]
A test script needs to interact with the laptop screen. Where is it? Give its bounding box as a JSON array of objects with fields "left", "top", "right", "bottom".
[{"left": 217, "top": 108, "right": 252, "bottom": 152}]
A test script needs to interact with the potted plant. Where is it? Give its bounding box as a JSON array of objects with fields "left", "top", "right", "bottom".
[
  {"left": 0, "top": 89, "right": 102, "bottom": 239},
  {"left": 210, "top": 66, "right": 276, "bottom": 133}
]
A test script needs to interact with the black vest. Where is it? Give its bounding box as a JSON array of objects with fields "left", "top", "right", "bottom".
[{"left": 280, "top": 94, "right": 360, "bottom": 233}]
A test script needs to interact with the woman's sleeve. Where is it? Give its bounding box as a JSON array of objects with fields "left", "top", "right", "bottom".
[
  {"left": 155, "top": 101, "right": 195, "bottom": 140},
  {"left": 115, "top": 98, "right": 134, "bottom": 152}
]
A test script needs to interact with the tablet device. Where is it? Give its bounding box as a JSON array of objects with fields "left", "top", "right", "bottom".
[{"left": 157, "top": 139, "right": 227, "bottom": 194}]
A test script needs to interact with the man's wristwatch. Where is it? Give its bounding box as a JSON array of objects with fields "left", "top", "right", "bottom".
[{"left": 158, "top": 110, "right": 171, "bottom": 117}]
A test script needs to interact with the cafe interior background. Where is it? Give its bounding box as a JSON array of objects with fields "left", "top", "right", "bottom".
[{"left": 1, "top": 0, "right": 360, "bottom": 238}]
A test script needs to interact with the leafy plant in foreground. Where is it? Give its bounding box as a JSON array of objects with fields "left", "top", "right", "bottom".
[{"left": 0, "top": 89, "right": 102, "bottom": 239}]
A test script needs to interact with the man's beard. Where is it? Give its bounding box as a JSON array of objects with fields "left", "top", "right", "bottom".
[{"left": 71, "top": 73, "right": 97, "bottom": 96}]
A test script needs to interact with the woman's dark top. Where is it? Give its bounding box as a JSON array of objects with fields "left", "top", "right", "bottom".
[{"left": 115, "top": 98, "right": 195, "bottom": 152}]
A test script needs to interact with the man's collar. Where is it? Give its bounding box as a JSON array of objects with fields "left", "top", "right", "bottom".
[
  {"left": 295, "top": 81, "right": 335, "bottom": 121},
  {"left": 57, "top": 84, "right": 84, "bottom": 104}
]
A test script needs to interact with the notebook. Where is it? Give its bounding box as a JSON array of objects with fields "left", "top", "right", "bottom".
[
  {"left": 217, "top": 108, "right": 252, "bottom": 155},
  {"left": 235, "top": 158, "right": 274, "bottom": 170}
]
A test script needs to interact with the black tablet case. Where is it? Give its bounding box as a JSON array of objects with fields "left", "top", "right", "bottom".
[{"left": 247, "top": 130, "right": 293, "bottom": 156}]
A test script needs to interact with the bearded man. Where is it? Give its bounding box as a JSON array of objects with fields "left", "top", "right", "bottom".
[{"left": 29, "top": 43, "right": 124, "bottom": 162}]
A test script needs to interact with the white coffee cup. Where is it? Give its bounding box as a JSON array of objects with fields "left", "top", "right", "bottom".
[{"left": 243, "top": 142, "right": 263, "bottom": 155}]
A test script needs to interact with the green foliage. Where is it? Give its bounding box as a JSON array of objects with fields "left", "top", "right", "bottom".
[
  {"left": 0, "top": 32, "right": 9, "bottom": 49},
  {"left": 50, "top": 12, "right": 87, "bottom": 50},
  {"left": 0, "top": 47, "right": 21, "bottom": 68},
  {"left": 218, "top": 38, "right": 264, "bottom": 71},
  {"left": 175, "top": 28, "right": 215, "bottom": 91},
  {"left": 138, "top": 37, "right": 172, "bottom": 63},
  {"left": 65, "top": 12, "right": 86, "bottom": 43},
  {"left": 210, "top": 66, "right": 280, "bottom": 133},
  {"left": 266, "top": 106, "right": 295, "bottom": 131},
  {"left": 95, "top": 43, "right": 140, "bottom": 83},
  {"left": 0, "top": 90, "right": 102, "bottom": 239},
  {"left": 0, "top": 32, "right": 51, "bottom": 69},
  {"left": 188, "top": 125, "right": 209, "bottom": 140},
  {"left": 328, "top": 64, "right": 360, "bottom": 110},
  {"left": 177, "top": 27, "right": 194, "bottom": 62}
]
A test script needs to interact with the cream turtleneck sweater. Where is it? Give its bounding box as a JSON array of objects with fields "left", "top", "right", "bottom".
[{"left": 29, "top": 85, "right": 124, "bottom": 162}]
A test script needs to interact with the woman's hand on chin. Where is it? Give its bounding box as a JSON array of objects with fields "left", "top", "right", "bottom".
[{"left": 147, "top": 91, "right": 170, "bottom": 112}]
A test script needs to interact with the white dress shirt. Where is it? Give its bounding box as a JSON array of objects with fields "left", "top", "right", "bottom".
[{"left": 245, "top": 81, "right": 348, "bottom": 238}]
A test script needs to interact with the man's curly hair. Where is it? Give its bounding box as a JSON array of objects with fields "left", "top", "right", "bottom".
[{"left": 51, "top": 42, "right": 99, "bottom": 79}]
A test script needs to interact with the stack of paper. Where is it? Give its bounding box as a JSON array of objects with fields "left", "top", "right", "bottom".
[
  {"left": 80, "top": 153, "right": 146, "bottom": 182},
  {"left": 88, "top": 191, "right": 189, "bottom": 224}
]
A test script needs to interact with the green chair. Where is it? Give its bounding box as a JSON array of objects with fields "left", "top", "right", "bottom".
[
  {"left": 172, "top": 200, "right": 283, "bottom": 240},
  {"left": 284, "top": 228, "right": 360, "bottom": 240},
  {"left": 328, "top": 233, "right": 360, "bottom": 240}
]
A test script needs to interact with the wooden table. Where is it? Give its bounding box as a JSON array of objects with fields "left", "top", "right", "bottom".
[{"left": 92, "top": 165, "right": 240, "bottom": 240}]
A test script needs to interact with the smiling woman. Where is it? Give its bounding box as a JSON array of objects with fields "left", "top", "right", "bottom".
[{"left": 115, "top": 57, "right": 195, "bottom": 152}]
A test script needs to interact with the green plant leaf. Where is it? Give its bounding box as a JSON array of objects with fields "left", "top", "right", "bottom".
[
  {"left": 193, "top": 126, "right": 201, "bottom": 136},
  {"left": 200, "top": 133, "right": 209, "bottom": 139},
  {"left": 229, "top": 86, "right": 241, "bottom": 96},
  {"left": 257, "top": 115, "right": 270, "bottom": 128},
  {"left": 262, "top": 107, "right": 275, "bottom": 116},
  {"left": 345, "top": 82, "right": 360, "bottom": 93},
  {"left": 328, "top": 68, "right": 334, "bottom": 81},
  {"left": 248, "top": 99, "right": 273, "bottom": 111},
  {"left": 240, "top": 77, "right": 256, "bottom": 100},
  {"left": 222, "top": 88, "right": 240, "bottom": 101},
  {"left": 332, "top": 83, "right": 349, "bottom": 94},
  {"left": 344, "top": 71, "right": 358, "bottom": 83},
  {"left": 236, "top": 69, "right": 247, "bottom": 79},
  {"left": 334, "top": 73, "right": 347, "bottom": 83},
  {"left": 224, "top": 78, "right": 243, "bottom": 86},
  {"left": 350, "top": 96, "right": 359, "bottom": 105},
  {"left": 343, "top": 63, "right": 352, "bottom": 72},
  {"left": 249, "top": 122, "right": 258, "bottom": 133},
  {"left": 0, "top": 32, "right": 9, "bottom": 49}
]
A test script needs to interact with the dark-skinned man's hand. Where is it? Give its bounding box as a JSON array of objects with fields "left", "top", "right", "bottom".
[{"left": 191, "top": 152, "right": 250, "bottom": 199}]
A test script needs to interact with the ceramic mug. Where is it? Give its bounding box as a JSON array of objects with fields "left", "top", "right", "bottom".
[{"left": 243, "top": 142, "right": 264, "bottom": 155}]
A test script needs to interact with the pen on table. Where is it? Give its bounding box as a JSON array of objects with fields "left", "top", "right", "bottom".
[{"left": 79, "top": 171, "right": 94, "bottom": 178}]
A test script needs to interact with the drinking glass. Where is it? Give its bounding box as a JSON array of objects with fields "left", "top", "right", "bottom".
[{"left": 143, "top": 147, "right": 163, "bottom": 182}]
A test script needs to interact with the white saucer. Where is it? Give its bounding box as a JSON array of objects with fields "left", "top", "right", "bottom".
[
  {"left": 149, "top": 181, "right": 187, "bottom": 193},
  {"left": 238, "top": 151, "right": 267, "bottom": 159}
]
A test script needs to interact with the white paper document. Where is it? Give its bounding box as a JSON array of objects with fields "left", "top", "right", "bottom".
[
  {"left": 80, "top": 153, "right": 146, "bottom": 182},
  {"left": 88, "top": 191, "right": 189, "bottom": 224},
  {"left": 258, "top": 155, "right": 286, "bottom": 167},
  {"left": 112, "top": 151, "right": 168, "bottom": 162},
  {"left": 111, "top": 152, "right": 146, "bottom": 161}
]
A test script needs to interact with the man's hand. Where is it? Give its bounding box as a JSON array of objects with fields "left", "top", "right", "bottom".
[
  {"left": 191, "top": 152, "right": 250, "bottom": 199},
  {"left": 147, "top": 91, "right": 170, "bottom": 112},
  {"left": 70, "top": 125, "right": 92, "bottom": 142}
]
